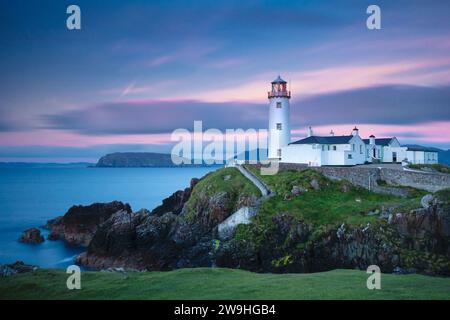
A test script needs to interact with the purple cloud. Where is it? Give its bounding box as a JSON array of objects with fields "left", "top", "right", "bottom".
[{"left": 41, "top": 85, "right": 450, "bottom": 135}]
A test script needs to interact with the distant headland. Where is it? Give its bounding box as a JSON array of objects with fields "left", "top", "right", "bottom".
[{"left": 94, "top": 152, "right": 197, "bottom": 168}]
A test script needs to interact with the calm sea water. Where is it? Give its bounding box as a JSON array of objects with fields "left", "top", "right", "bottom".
[{"left": 0, "top": 166, "right": 217, "bottom": 268}]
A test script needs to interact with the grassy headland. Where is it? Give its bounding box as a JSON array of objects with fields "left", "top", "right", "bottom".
[
  {"left": 244, "top": 165, "right": 425, "bottom": 227},
  {"left": 1, "top": 268, "right": 449, "bottom": 300}
]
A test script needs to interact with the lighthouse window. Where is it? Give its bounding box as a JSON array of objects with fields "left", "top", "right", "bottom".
[
  {"left": 276, "top": 102, "right": 282, "bottom": 108},
  {"left": 276, "top": 123, "right": 282, "bottom": 130},
  {"left": 277, "top": 149, "right": 282, "bottom": 157}
]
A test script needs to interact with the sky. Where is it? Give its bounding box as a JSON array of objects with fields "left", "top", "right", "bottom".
[{"left": 1, "top": 0, "right": 450, "bottom": 162}]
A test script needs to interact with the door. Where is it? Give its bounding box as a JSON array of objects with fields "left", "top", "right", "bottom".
[{"left": 393, "top": 152, "right": 397, "bottom": 163}]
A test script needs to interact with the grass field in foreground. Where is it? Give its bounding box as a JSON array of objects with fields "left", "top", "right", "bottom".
[{"left": 0, "top": 268, "right": 449, "bottom": 300}]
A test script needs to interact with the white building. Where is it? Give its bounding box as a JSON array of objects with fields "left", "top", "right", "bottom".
[
  {"left": 266, "top": 77, "right": 439, "bottom": 166},
  {"left": 406, "top": 145, "right": 439, "bottom": 164},
  {"left": 281, "top": 127, "right": 366, "bottom": 166},
  {"left": 362, "top": 136, "right": 407, "bottom": 163},
  {"left": 267, "top": 76, "right": 291, "bottom": 159}
]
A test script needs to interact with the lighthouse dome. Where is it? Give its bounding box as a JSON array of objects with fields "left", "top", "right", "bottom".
[{"left": 271, "top": 75, "right": 287, "bottom": 84}]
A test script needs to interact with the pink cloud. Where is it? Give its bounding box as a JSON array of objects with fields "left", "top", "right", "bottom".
[{"left": 291, "top": 121, "right": 450, "bottom": 144}]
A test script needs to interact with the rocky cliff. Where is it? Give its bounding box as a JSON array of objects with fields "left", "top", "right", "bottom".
[
  {"left": 46, "top": 201, "right": 132, "bottom": 246},
  {"left": 43, "top": 167, "right": 450, "bottom": 276},
  {"left": 76, "top": 168, "right": 260, "bottom": 269}
]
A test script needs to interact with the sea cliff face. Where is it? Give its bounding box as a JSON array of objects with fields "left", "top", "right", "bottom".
[
  {"left": 45, "top": 167, "right": 450, "bottom": 276},
  {"left": 46, "top": 201, "right": 132, "bottom": 247}
]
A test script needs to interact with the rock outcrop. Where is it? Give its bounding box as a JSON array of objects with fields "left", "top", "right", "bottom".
[
  {"left": 46, "top": 201, "right": 132, "bottom": 246},
  {"left": 75, "top": 176, "right": 257, "bottom": 270},
  {"left": 216, "top": 200, "right": 450, "bottom": 276},
  {"left": 0, "top": 261, "right": 38, "bottom": 277},
  {"left": 18, "top": 228, "right": 44, "bottom": 244}
]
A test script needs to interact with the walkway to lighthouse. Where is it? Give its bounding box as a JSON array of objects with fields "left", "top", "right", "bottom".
[
  {"left": 218, "top": 161, "right": 274, "bottom": 240},
  {"left": 225, "top": 160, "right": 272, "bottom": 197}
]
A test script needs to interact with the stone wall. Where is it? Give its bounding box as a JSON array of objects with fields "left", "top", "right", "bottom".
[
  {"left": 380, "top": 168, "right": 450, "bottom": 193},
  {"left": 275, "top": 163, "right": 450, "bottom": 194}
]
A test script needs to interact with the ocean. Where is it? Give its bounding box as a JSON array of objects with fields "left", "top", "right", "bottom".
[{"left": 0, "top": 165, "right": 217, "bottom": 268}]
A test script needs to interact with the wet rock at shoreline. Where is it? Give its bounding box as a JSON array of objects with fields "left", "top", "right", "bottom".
[
  {"left": 19, "top": 228, "right": 44, "bottom": 244},
  {"left": 46, "top": 201, "right": 132, "bottom": 247}
]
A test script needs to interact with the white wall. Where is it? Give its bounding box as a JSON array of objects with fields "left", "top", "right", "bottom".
[
  {"left": 410, "top": 151, "right": 439, "bottom": 164},
  {"left": 281, "top": 135, "right": 367, "bottom": 166},
  {"left": 268, "top": 97, "right": 290, "bottom": 159},
  {"left": 406, "top": 150, "right": 438, "bottom": 164},
  {"left": 424, "top": 152, "right": 439, "bottom": 164},
  {"left": 281, "top": 144, "right": 322, "bottom": 166},
  {"left": 365, "top": 144, "right": 382, "bottom": 162},
  {"left": 383, "top": 146, "right": 407, "bottom": 163}
]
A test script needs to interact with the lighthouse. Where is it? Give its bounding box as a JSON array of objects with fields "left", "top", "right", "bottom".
[{"left": 268, "top": 76, "right": 291, "bottom": 159}]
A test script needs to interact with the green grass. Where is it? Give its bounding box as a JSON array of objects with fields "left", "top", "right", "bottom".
[
  {"left": 245, "top": 166, "right": 424, "bottom": 227},
  {"left": 1, "top": 268, "right": 449, "bottom": 300},
  {"left": 184, "top": 167, "right": 261, "bottom": 221},
  {"left": 409, "top": 163, "right": 450, "bottom": 174}
]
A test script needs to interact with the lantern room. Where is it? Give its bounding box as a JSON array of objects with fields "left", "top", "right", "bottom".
[{"left": 268, "top": 75, "right": 291, "bottom": 98}]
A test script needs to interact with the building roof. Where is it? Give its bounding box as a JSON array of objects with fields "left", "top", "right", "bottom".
[
  {"left": 362, "top": 138, "right": 393, "bottom": 146},
  {"left": 290, "top": 135, "right": 353, "bottom": 145},
  {"left": 271, "top": 75, "right": 287, "bottom": 84},
  {"left": 405, "top": 145, "right": 438, "bottom": 152}
]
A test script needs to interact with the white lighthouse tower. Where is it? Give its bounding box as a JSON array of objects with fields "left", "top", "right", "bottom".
[{"left": 268, "top": 76, "right": 291, "bottom": 159}]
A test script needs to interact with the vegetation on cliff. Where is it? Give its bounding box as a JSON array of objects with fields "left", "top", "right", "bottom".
[
  {"left": 184, "top": 167, "right": 261, "bottom": 222},
  {"left": 218, "top": 166, "right": 450, "bottom": 275},
  {"left": 408, "top": 163, "right": 450, "bottom": 174},
  {"left": 1, "top": 268, "right": 449, "bottom": 300},
  {"left": 244, "top": 166, "right": 424, "bottom": 226}
]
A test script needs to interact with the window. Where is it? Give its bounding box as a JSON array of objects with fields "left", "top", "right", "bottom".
[
  {"left": 322, "top": 145, "right": 325, "bottom": 151},
  {"left": 276, "top": 123, "right": 282, "bottom": 130},
  {"left": 277, "top": 149, "right": 282, "bottom": 157},
  {"left": 333, "top": 146, "right": 337, "bottom": 151},
  {"left": 348, "top": 154, "right": 353, "bottom": 159},
  {"left": 360, "top": 145, "right": 363, "bottom": 154},
  {"left": 276, "top": 102, "right": 282, "bottom": 108},
  {"left": 352, "top": 144, "right": 355, "bottom": 151},
  {"left": 328, "top": 145, "right": 330, "bottom": 151}
]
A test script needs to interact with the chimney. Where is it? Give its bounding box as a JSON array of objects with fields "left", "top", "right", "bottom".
[
  {"left": 307, "top": 126, "right": 313, "bottom": 137},
  {"left": 330, "top": 130, "right": 335, "bottom": 136},
  {"left": 369, "top": 135, "right": 375, "bottom": 145},
  {"left": 352, "top": 126, "right": 359, "bottom": 136}
]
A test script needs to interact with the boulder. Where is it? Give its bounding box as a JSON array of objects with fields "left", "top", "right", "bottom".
[
  {"left": 46, "top": 201, "right": 132, "bottom": 247},
  {"left": 310, "top": 179, "right": 321, "bottom": 191},
  {"left": 19, "top": 228, "right": 44, "bottom": 244},
  {"left": 291, "top": 185, "right": 307, "bottom": 195},
  {"left": 0, "top": 261, "right": 38, "bottom": 277}
]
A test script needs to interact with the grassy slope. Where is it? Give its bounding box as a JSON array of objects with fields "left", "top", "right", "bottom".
[
  {"left": 184, "top": 167, "right": 261, "bottom": 221},
  {"left": 1, "top": 268, "right": 449, "bottom": 300},
  {"left": 245, "top": 166, "right": 425, "bottom": 227}
]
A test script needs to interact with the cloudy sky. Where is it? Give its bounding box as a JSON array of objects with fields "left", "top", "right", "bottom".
[{"left": 1, "top": 0, "right": 450, "bottom": 162}]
